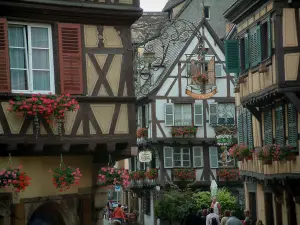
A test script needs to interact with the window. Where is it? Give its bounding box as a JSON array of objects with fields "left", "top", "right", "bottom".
[
  {"left": 216, "top": 103, "right": 235, "bottom": 125},
  {"left": 137, "top": 107, "right": 142, "bottom": 128},
  {"left": 215, "top": 64, "right": 223, "bottom": 77},
  {"left": 204, "top": 6, "right": 210, "bottom": 19},
  {"left": 174, "top": 104, "right": 192, "bottom": 126},
  {"left": 8, "top": 23, "right": 54, "bottom": 93},
  {"left": 193, "top": 147, "right": 204, "bottom": 167},
  {"left": 261, "top": 22, "right": 268, "bottom": 61},
  {"left": 209, "top": 146, "right": 218, "bottom": 168},
  {"left": 194, "top": 103, "right": 204, "bottom": 126},
  {"left": 209, "top": 103, "right": 218, "bottom": 125},
  {"left": 163, "top": 147, "right": 190, "bottom": 168}
]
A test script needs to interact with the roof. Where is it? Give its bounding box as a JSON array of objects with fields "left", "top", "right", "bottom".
[
  {"left": 162, "top": 0, "right": 186, "bottom": 12},
  {"left": 131, "top": 12, "right": 169, "bottom": 44},
  {"left": 138, "top": 18, "right": 225, "bottom": 99}
]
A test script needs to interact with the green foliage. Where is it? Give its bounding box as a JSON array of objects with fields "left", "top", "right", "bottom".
[
  {"left": 154, "top": 189, "right": 197, "bottom": 222},
  {"left": 193, "top": 188, "right": 237, "bottom": 211}
]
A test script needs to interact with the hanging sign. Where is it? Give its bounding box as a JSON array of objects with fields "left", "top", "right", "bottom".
[
  {"left": 216, "top": 134, "right": 233, "bottom": 146},
  {"left": 185, "top": 87, "right": 218, "bottom": 99},
  {"left": 139, "top": 151, "right": 152, "bottom": 163}
]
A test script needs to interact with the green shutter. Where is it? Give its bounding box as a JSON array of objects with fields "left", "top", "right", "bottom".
[
  {"left": 225, "top": 40, "right": 240, "bottom": 73},
  {"left": 288, "top": 104, "right": 298, "bottom": 147},
  {"left": 250, "top": 31, "right": 256, "bottom": 67},
  {"left": 275, "top": 106, "right": 285, "bottom": 145},
  {"left": 264, "top": 108, "right": 273, "bottom": 145},
  {"left": 267, "top": 16, "right": 272, "bottom": 57},
  {"left": 247, "top": 110, "right": 254, "bottom": 148},
  {"left": 245, "top": 33, "right": 249, "bottom": 70},
  {"left": 256, "top": 25, "right": 262, "bottom": 65},
  {"left": 243, "top": 110, "right": 248, "bottom": 144},
  {"left": 238, "top": 114, "right": 243, "bottom": 144}
]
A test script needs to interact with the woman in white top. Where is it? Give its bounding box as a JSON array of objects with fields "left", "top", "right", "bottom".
[{"left": 211, "top": 197, "right": 221, "bottom": 215}]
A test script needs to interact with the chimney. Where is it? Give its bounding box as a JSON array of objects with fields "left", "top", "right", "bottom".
[{"left": 225, "top": 22, "right": 234, "bottom": 36}]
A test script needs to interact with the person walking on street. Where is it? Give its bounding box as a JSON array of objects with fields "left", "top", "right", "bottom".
[
  {"left": 243, "top": 209, "right": 251, "bottom": 225},
  {"left": 206, "top": 208, "right": 220, "bottom": 225},
  {"left": 211, "top": 197, "right": 221, "bottom": 216},
  {"left": 113, "top": 204, "right": 126, "bottom": 225},
  {"left": 221, "top": 210, "right": 230, "bottom": 225},
  {"left": 225, "top": 211, "right": 242, "bottom": 225}
]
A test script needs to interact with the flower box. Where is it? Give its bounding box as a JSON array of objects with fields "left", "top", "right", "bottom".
[
  {"left": 173, "top": 168, "right": 195, "bottom": 181},
  {"left": 171, "top": 127, "right": 197, "bottom": 137}
]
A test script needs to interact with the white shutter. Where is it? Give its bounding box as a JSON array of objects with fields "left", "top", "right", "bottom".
[
  {"left": 209, "top": 146, "right": 219, "bottom": 168},
  {"left": 193, "top": 147, "right": 203, "bottom": 167},
  {"left": 137, "top": 107, "right": 142, "bottom": 128},
  {"left": 145, "top": 104, "right": 149, "bottom": 128},
  {"left": 164, "top": 147, "right": 173, "bottom": 168},
  {"left": 165, "top": 103, "right": 174, "bottom": 126},
  {"left": 209, "top": 103, "right": 218, "bottom": 125},
  {"left": 194, "top": 103, "right": 203, "bottom": 126}
]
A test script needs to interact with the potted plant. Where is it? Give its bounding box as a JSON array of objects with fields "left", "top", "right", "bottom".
[
  {"left": 239, "top": 145, "right": 253, "bottom": 161},
  {"left": 171, "top": 127, "right": 197, "bottom": 137},
  {"left": 229, "top": 144, "right": 243, "bottom": 161},
  {"left": 8, "top": 93, "right": 79, "bottom": 136},
  {"left": 173, "top": 168, "right": 195, "bottom": 180},
  {"left": 0, "top": 165, "right": 31, "bottom": 192},
  {"left": 49, "top": 166, "right": 82, "bottom": 192},
  {"left": 270, "top": 144, "right": 296, "bottom": 162},
  {"left": 98, "top": 167, "right": 130, "bottom": 189},
  {"left": 258, "top": 145, "right": 274, "bottom": 165},
  {"left": 129, "top": 170, "right": 145, "bottom": 184},
  {"left": 145, "top": 168, "right": 158, "bottom": 183},
  {"left": 137, "top": 128, "right": 148, "bottom": 139},
  {"left": 217, "top": 169, "right": 239, "bottom": 180}
]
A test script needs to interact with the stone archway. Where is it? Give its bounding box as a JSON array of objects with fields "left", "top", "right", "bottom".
[{"left": 27, "top": 202, "right": 66, "bottom": 225}]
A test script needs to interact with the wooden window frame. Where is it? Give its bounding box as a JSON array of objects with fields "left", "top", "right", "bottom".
[
  {"left": 8, "top": 22, "right": 55, "bottom": 94},
  {"left": 173, "top": 147, "right": 191, "bottom": 168}
]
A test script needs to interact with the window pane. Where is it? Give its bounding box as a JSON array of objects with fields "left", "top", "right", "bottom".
[
  {"left": 33, "top": 71, "right": 50, "bottom": 91},
  {"left": 174, "top": 148, "right": 181, "bottom": 154},
  {"left": 215, "top": 65, "right": 222, "bottom": 77},
  {"left": 182, "top": 105, "right": 192, "bottom": 125},
  {"left": 165, "top": 158, "right": 172, "bottom": 168},
  {"left": 183, "top": 161, "right": 190, "bottom": 167},
  {"left": 174, "top": 154, "right": 181, "bottom": 161},
  {"left": 31, "top": 27, "right": 49, "bottom": 48},
  {"left": 32, "top": 49, "right": 49, "bottom": 70},
  {"left": 174, "top": 105, "right": 182, "bottom": 122},
  {"left": 174, "top": 161, "right": 181, "bottom": 167},
  {"left": 182, "top": 148, "right": 189, "bottom": 154},
  {"left": 11, "top": 70, "right": 28, "bottom": 90},
  {"left": 183, "top": 155, "right": 189, "bottom": 160},
  {"left": 8, "top": 26, "right": 25, "bottom": 47},
  {"left": 165, "top": 149, "right": 172, "bottom": 157},
  {"left": 9, "top": 48, "right": 26, "bottom": 69},
  {"left": 194, "top": 149, "right": 201, "bottom": 157}
]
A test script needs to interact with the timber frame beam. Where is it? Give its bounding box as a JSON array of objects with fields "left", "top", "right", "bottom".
[{"left": 284, "top": 92, "right": 300, "bottom": 112}]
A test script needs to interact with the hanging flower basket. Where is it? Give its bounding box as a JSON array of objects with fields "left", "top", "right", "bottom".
[
  {"left": 137, "top": 128, "right": 148, "bottom": 138},
  {"left": 0, "top": 165, "right": 31, "bottom": 192},
  {"left": 49, "top": 155, "right": 82, "bottom": 192},
  {"left": 173, "top": 168, "right": 195, "bottom": 180},
  {"left": 8, "top": 93, "right": 79, "bottom": 136},
  {"left": 98, "top": 167, "right": 130, "bottom": 189}
]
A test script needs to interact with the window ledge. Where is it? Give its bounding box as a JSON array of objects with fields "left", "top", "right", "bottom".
[{"left": 250, "top": 64, "right": 260, "bottom": 73}]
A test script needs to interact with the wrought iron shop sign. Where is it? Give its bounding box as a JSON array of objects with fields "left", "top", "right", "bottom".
[
  {"left": 216, "top": 134, "right": 233, "bottom": 146},
  {"left": 139, "top": 151, "right": 152, "bottom": 163}
]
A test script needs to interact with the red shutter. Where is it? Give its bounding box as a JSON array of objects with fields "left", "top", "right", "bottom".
[
  {"left": 0, "top": 18, "right": 10, "bottom": 92},
  {"left": 58, "top": 23, "right": 83, "bottom": 94}
]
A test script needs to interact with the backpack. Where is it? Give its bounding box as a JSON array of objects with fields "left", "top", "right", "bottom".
[{"left": 211, "top": 217, "right": 218, "bottom": 225}]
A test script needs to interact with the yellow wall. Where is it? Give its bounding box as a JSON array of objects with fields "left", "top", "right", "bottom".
[
  {"left": 0, "top": 155, "right": 93, "bottom": 199},
  {"left": 283, "top": 8, "right": 299, "bottom": 47}
]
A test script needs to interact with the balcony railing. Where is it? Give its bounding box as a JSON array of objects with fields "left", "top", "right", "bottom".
[{"left": 239, "top": 153, "right": 299, "bottom": 175}]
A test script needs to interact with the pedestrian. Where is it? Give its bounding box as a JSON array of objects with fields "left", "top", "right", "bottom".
[
  {"left": 113, "top": 204, "right": 126, "bottom": 225},
  {"left": 206, "top": 208, "right": 220, "bottom": 225},
  {"left": 243, "top": 209, "right": 251, "bottom": 225},
  {"left": 211, "top": 197, "right": 221, "bottom": 216},
  {"left": 221, "top": 210, "right": 230, "bottom": 225},
  {"left": 184, "top": 208, "right": 197, "bottom": 225},
  {"left": 200, "top": 209, "right": 208, "bottom": 225},
  {"left": 225, "top": 211, "right": 242, "bottom": 225}
]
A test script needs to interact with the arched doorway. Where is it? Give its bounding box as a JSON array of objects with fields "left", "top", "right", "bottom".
[{"left": 27, "top": 203, "right": 66, "bottom": 225}]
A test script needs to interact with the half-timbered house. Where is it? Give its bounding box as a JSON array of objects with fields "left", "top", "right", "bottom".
[
  {"left": 0, "top": 1, "right": 141, "bottom": 225},
  {"left": 224, "top": 0, "right": 300, "bottom": 224},
  {"left": 129, "top": 1, "right": 241, "bottom": 223}
]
